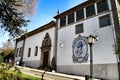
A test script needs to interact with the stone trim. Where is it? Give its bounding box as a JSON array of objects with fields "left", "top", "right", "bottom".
[{"left": 40, "top": 33, "right": 52, "bottom": 67}]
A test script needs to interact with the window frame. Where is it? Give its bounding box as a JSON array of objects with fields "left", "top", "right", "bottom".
[
  {"left": 76, "top": 9, "right": 84, "bottom": 21},
  {"left": 86, "top": 4, "right": 96, "bottom": 18},
  {"left": 97, "top": 0, "right": 109, "bottom": 13},
  {"left": 75, "top": 23, "right": 84, "bottom": 34},
  {"left": 19, "top": 47, "right": 22, "bottom": 56},
  {"left": 34, "top": 46, "right": 38, "bottom": 56},
  {"left": 28, "top": 48, "right": 31, "bottom": 57},
  {"left": 68, "top": 13, "right": 75, "bottom": 24},
  {"left": 60, "top": 16, "right": 66, "bottom": 27},
  {"left": 99, "top": 14, "right": 111, "bottom": 28},
  {"left": 16, "top": 48, "right": 19, "bottom": 57}
]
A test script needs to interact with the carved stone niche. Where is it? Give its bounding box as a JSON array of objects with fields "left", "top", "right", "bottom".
[
  {"left": 41, "top": 33, "right": 51, "bottom": 51},
  {"left": 40, "top": 33, "right": 52, "bottom": 68}
]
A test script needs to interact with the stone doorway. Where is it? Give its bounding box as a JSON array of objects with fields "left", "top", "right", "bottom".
[{"left": 40, "top": 33, "right": 51, "bottom": 68}]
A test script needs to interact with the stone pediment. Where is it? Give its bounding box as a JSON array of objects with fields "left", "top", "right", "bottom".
[{"left": 41, "top": 33, "right": 51, "bottom": 51}]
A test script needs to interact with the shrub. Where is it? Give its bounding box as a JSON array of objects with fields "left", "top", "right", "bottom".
[
  {"left": 51, "top": 57, "right": 56, "bottom": 70},
  {"left": 0, "top": 55, "right": 3, "bottom": 64},
  {"left": 0, "top": 63, "right": 41, "bottom": 80},
  {"left": 0, "top": 63, "right": 22, "bottom": 80}
]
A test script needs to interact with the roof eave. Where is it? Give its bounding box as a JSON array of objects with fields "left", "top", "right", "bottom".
[
  {"left": 54, "top": 0, "right": 98, "bottom": 19},
  {"left": 16, "top": 21, "right": 56, "bottom": 42}
]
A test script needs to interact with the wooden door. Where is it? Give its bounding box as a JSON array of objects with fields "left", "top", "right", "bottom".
[{"left": 43, "top": 52, "right": 49, "bottom": 67}]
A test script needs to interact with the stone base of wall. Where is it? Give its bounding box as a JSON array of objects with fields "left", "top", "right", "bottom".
[
  {"left": 24, "top": 60, "right": 40, "bottom": 68},
  {"left": 57, "top": 64, "right": 119, "bottom": 80}
]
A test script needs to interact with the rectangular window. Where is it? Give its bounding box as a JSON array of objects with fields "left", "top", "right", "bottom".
[
  {"left": 60, "top": 16, "right": 66, "bottom": 27},
  {"left": 19, "top": 47, "right": 22, "bottom": 56},
  {"left": 28, "top": 48, "right": 31, "bottom": 57},
  {"left": 76, "top": 9, "right": 84, "bottom": 21},
  {"left": 34, "top": 46, "right": 38, "bottom": 56},
  {"left": 99, "top": 14, "right": 111, "bottom": 28},
  {"left": 68, "top": 13, "right": 74, "bottom": 24},
  {"left": 16, "top": 48, "right": 19, "bottom": 57},
  {"left": 97, "top": 0, "right": 109, "bottom": 13},
  {"left": 75, "top": 23, "right": 84, "bottom": 34},
  {"left": 86, "top": 4, "right": 95, "bottom": 17}
]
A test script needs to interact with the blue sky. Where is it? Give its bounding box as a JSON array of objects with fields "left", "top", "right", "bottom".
[{"left": 0, "top": 0, "right": 86, "bottom": 47}]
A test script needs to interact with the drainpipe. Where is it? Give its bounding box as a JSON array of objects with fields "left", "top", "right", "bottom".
[{"left": 54, "top": 10, "right": 59, "bottom": 71}]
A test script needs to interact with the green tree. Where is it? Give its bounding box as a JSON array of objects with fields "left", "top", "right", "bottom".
[
  {"left": 0, "top": 55, "right": 3, "bottom": 63},
  {"left": 0, "top": 0, "right": 37, "bottom": 37},
  {"left": 1, "top": 39, "right": 14, "bottom": 56}
]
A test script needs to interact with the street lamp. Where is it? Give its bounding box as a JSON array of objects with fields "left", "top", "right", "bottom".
[
  {"left": 59, "top": 40, "right": 65, "bottom": 48},
  {"left": 88, "top": 35, "right": 98, "bottom": 80}
]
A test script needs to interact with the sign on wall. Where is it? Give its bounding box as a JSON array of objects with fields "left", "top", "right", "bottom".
[{"left": 72, "top": 35, "right": 88, "bottom": 63}]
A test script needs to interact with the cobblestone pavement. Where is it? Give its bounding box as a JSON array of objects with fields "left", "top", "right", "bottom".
[{"left": 17, "top": 66, "right": 100, "bottom": 80}]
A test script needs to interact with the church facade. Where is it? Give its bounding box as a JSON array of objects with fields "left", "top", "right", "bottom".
[
  {"left": 15, "top": 21, "right": 56, "bottom": 68},
  {"left": 15, "top": 0, "right": 120, "bottom": 79}
]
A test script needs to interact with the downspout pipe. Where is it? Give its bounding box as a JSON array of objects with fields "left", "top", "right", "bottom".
[{"left": 53, "top": 10, "right": 59, "bottom": 71}]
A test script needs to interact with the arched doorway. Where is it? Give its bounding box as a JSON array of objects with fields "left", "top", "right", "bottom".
[{"left": 40, "top": 33, "right": 51, "bottom": 68}]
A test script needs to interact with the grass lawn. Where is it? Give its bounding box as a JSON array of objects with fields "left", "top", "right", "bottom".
[
  {"left": 21, "top": 72, "right": 42, "bottom": 80},
  {"left": 0, "top": 70, "right": 42, "bottom": 80}
]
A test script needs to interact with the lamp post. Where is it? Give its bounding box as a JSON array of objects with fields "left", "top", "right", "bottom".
[{"left": 88, "top": 35, "right": 98, "bottom": 80}]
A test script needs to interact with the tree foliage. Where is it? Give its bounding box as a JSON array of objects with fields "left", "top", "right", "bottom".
[
  {"left": 0, "top": 0, "right": 37, "bottom": 37},
  {"left": 0, "top": 55, "right": 3, "bottom": 63},
  {"left": 1, "top": 39, "right": 14, "bottom": 56},
  {"left": 0, "top": 63, "right": 22, "bottom": 80}
]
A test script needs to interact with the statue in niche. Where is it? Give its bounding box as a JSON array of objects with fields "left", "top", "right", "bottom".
[{"left": 41, "top": 33, "right": 51, "bottom": 50}]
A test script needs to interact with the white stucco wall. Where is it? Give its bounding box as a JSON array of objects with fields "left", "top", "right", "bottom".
[
  {"left": 57, "top": 0, "right": 119, "bottom": 79},
  {"left": 57, "top": 14, "right": 117, "bottom": 66},
  {"left": 23, "top": 27, "right": 55, "bottom": 68},
  {"left": 57, "top": 0, "right": 117, "bottom": 66},
  {"left": 15, "top": 40, "right": 23, "bottom": 62}
]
